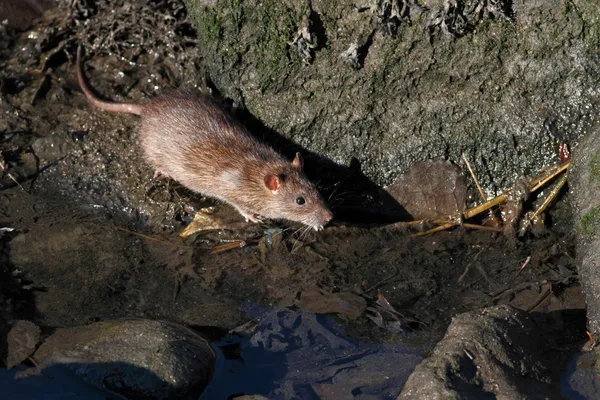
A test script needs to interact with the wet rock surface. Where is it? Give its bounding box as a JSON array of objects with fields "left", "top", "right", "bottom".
[
  {"left": 33, "top": 319, "right": 216, "bottom": 400},
  {"left": 572, "top": 124, "right": 600, "bottom": 337},
  {"left": 398, "top": 305, "right": 586, "bottom": 400}
]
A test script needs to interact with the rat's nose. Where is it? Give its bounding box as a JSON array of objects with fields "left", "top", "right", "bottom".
[{"left": 321, "top": 209, "right": 333, "bottom": 225}]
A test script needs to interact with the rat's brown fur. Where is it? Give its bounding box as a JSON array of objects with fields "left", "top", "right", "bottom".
[{"left": 76, "top": 45, "right": 332, "bottom": 229}]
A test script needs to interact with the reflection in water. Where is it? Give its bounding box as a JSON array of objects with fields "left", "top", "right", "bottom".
[{"left": 201, "top": 303, "right": 422, "bottom": 400}]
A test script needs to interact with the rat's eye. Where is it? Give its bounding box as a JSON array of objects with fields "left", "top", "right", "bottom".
[{"left": 296, "top": 197, "right": 306, "bottom": 205}]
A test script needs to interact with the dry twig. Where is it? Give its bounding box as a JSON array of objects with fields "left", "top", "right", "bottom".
[{"left": 409, "top": 160, "right": 570, "bottom": 237}]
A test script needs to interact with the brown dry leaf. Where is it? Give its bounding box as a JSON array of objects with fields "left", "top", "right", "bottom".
[
  {"left": 290, "top": 289, "right": 367, "bottom": 320},
  {"left": 179, "top": 211, "right": 228, "bottom": 238},
  {"left": 386, "top": 160, "right": 468, "bottom": 220},
  {"left": 6, "top": 320, "right": 41, "bottom": 368}
]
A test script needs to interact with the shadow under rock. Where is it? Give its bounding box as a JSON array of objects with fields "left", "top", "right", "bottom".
[{"left": 207, "top": 82, "right": 411, "bottom": 226}]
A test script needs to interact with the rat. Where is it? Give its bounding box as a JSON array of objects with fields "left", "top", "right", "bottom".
[{"left": 76, "top": 45, "right": 333, "bottom": 230}]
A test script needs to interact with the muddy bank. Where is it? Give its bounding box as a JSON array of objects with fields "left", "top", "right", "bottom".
[{"left": 1, "top": 182, "right": 582, "bottom": 346}]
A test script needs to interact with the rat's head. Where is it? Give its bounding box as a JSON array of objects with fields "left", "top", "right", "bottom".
[{"left": 262, "top": 153, "right": 333, "bottom": 230}]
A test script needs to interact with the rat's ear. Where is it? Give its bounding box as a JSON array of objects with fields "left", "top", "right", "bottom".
[
  {"left": 292, "top": 152, "right": 304, "bottom": 169},
  {"left": 264, "top": 174, "right": 282, "bottom": 194}
]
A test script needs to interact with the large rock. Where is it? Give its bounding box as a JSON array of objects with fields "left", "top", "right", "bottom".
[
  {"left": 34, "top": 319, "right": 216, "bottom": 400},
  {"left": 572, "top": 124, "right": 600, "bottom": 336},
  {"left": 398, "top": 305, "right": 582, "bottom": 399},
  {"left": 186, "top": 0, "right": 600, "bottom": 191}
]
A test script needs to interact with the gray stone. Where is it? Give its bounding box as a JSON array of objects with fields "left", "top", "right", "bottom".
[
  {"left": 34, "top": 319, "right": 216, "bottom": 400},
  {"left": 31, "top": 136, "right": 68, "bottom": 162},
  {"left": 398, "top": 305, "right": 568, "bottom": 399}
]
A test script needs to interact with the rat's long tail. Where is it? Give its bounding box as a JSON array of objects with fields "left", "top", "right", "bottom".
[{"left": 76, "top": 44, "right": 143, "bottom": 115}]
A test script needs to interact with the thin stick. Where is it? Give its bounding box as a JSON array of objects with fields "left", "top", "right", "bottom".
[
  {"left": 519, "top": 256, "right": 531, "bottom": 272},
  {"left": 0, "top": 163, "right": 26, "bottom": 192},
  {"left": 27, "top": 356, "right": 41, "bottom": 369},
  {"left": 463, "top": 193, "right": 509, "bottom": 220},
  {"left": 529, "top": 161, "right": 570, "bottom": 192},
  {"left": 411, "top": 160, "right": 570, "bottom": 237},
  {"left": 462, "top": 223, "right": 503, "bottom": 232},
  {"left": 462, "top": 153, "right": 487, "bottom": 201},
  {"left": 211, "top": 241, "right": 246, "bottom": 254},
  {"left": 525, "top": 284, "right": 553, "bottom": 312},
  {"left": 411, "top": 222, "right": 457, "bottom": 237},
  {"left": 531, "top": 173, "right": 568, "bottom": 219},
  {"left": 458, "top": 248, "right": 485, "bottom": 282},
  {"left": 457, "top": 161, "right": 569, "bottom": 222}
]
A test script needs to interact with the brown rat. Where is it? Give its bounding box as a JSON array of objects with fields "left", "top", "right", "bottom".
[{"left": 76, "top": 45, "right": 333, "bottom": 230}]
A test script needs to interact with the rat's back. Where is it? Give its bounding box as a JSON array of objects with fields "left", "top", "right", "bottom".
[{"left": 138, "top": 91, "right": 283, "bottom": 196}]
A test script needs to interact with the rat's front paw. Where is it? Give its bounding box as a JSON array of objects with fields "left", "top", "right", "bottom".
[{"left": 237, "top": 209, "right": 263, "bottom": 223}]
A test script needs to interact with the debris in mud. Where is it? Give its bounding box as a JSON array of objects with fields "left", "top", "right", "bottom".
[
  {"left": 117, "top": 226, "right": 201, "bottom": 278},
  {"left": 0, "top": 154, "right": 26, "bottom": 192},
  {"left": 70, "top": 0, "right": 197, "bottom": 69},
  {"left": 211, "top": 240, "right": 249, "bottom": 254},
  {"left": 364, "top": 291, "right": 418, "bottom": 334},
  {"left": 370, "top": 0, "right": 426, "bottom": 36}
]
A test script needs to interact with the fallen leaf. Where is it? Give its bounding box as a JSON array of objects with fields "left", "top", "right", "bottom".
[
  {"left": 289, "top": 290, "right": 367, "bottom": 320},
  {"left": 6, "top": 320, "right": 41, "bottom": 368}
]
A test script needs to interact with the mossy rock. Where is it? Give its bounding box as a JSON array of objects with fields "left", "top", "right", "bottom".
[
  {"left": 186, "top": 0, "right": 600, "bottom": 191},
  {"left": 571, "top": 123, "right": 600, "bottom": 336}
]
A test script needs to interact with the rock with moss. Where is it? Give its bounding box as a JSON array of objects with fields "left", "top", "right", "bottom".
[
  {"left": 185, "top": 0, "right": 600, "bottom": 193},
  {"left": 571, "top": 123, "right": 600, "bottom": 337}
]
